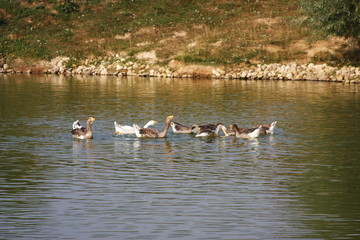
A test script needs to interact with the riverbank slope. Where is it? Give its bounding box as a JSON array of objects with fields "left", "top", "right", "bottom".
[{"left": 0, "top": 0, "right": 359, "bottom": 82}]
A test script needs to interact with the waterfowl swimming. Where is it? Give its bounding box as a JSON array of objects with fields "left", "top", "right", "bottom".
[
  {"left": 71, "top": 117, "right": 95, "bottom": 139},
  {"left": 171, "top": 122, "right": 194, "bottom": 134},
  {"left": 191, "top": 123, "right": 217, "bottom": 134},
  {"left": 114, "top": 120, "right": 158, "bottom": 134},
  {"left": 135, "top": 115, "right": 174, "bottom": 138},
  {"left": 229, "top": 124, "right": 261, "bottom": 139},
  {"left": 72, "top": 120, "right": 82, "bottom": 130},
  {"left": 253, "top": 121, "right": 277, "bottom": 134},
  {"left": 195, "top": 123, "right": 229, "bottom": 137}
]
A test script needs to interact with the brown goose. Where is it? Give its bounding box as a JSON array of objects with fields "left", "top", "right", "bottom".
[
  {"left": 195, "top": 123, "right": 229, "bottom": 137},
  {"left": 253, "top": 121, "right": 277, "bottom": 134},
  {"left": 135, "top": 115, "right": 174, "bottom": 138},
  {"left": 71, "top": 117, "right": 95, "bottom": 139},
  {"left": 229, "top": 124, "right": 261, "bottom": 139},
  {"left": 191, "top": 123, "right": 217, "bottom": 134},
  {"left": 170, "top": 122, "right": 194, "bottom": 134}
]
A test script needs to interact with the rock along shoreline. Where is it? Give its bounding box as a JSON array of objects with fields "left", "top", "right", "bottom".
[{"left": 0, "top": 56, "right": 359, "bottom": 83}]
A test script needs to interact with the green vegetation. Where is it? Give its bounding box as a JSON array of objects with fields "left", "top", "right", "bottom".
[
  {"left": 301, "top": 0, "right": 360, "bottom": 43},
  {"left": 57, "top": 0, "right": 80, "bottom": 14},
  {"left": 0, "top": 0, "right": 358, "bottom": 66}
]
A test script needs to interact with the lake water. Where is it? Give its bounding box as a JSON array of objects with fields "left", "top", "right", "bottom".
[{"left": 1, "top": 74, "right": 360, "bottom": 239}]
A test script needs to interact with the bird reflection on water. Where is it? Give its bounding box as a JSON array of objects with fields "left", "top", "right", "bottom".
[{"left": 72, "top": 139, "right": 94, "bottom": 157}]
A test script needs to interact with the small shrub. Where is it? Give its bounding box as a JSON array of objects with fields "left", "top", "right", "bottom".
[
  {"left": 0, "top": 17, "right": 6, "bottom": 26},
  {"left": 57, "top": 0, "right": 80, "bottom": 14},
  {"left": 311, "top": 51, "right": 335, "bottom": 63}
]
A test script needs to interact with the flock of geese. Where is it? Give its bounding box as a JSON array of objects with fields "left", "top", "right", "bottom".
[{"left": 71, "top": 116, "right": 277, "bottom": 140}]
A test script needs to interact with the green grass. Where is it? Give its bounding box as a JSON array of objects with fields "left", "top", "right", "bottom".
[{"left": 0, "top": 0, "right": 345, "bottom": 66}]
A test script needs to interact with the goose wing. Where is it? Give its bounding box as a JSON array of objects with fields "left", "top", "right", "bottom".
[
  {"left": 195, "top": 124, "right": 218, "bottom": 137},
  {"left": 239, "top": 127, "right": 258, "bottom": 134},
  {"left": 173, "top": 122, "right": 190, "bottom": 131},
  {"left": 200, "top": 124, "right": 217, "bottom": 131},
  {"left": 171, "top": 121, "right": 192, "bottom": 133},
  {"left": 71, "top": 127, "right": 87, "bottom": 137},
  {"left": 114, "top": 121, "right": 136, "bottom": 134}
]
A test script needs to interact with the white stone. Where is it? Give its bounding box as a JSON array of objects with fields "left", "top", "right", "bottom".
[
  {"left": 100, "top": 68, "right": 108, "bottom": 75},
  {"left": 285, "top": 73, "right": 293, "bottom": 79},
  {"left": 212, "top": 69, "right": 222, "bottom": 77},
  {"left": 240, "top": 71, "right": 248, "bottom": 79}
]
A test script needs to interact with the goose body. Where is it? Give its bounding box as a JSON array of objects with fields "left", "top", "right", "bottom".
[
  {"left": 230, "top": 124, "right": 261, "bottom": 139},
  {"left": 254, "top": 121, "right": 277, "bottom": 134},
  {"left": 171, "top": 122, "right": 193, "bottom": 134},
  {"left": 191, "top": 123, "right": 217, "bottom": 134},
  {"left": 114, "top": 120, "right": 158, "bottom": 134},
  {"left": 71, "top": 117, "right": 95, "bottom": 139},
  {"left": 195, "top": 123, "right": 229, "bottom": 137},
  {"left": 135, "top": 116, "right": 174, "bottom": 138}
]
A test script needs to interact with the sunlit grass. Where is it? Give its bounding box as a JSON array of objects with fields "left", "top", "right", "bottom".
[{"left": 0, "top": 0, "right": 315, "bottom": 65}]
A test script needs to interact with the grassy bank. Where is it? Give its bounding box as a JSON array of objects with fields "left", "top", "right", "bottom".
[{"left": 0, "top": 0, "right": 358, "bottom": 67}]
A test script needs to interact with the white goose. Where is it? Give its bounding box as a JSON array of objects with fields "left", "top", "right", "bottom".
[{"left": 114, "top": 120, "right": 158, "bottom": 134}]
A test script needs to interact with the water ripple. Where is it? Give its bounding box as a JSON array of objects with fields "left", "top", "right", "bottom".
[{"left": 1, "top": 75, "right": 360, "bottom": 239}]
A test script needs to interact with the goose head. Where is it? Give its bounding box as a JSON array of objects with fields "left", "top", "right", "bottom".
[
  {"left": 87, "top": 117, "right": 96, "bottom": 125},
  {"left": 149, "top": 120, "right": 158, "bottom": 125},
  {"left": 166, "top": 115, "right": 174, "bottom": 123}
]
